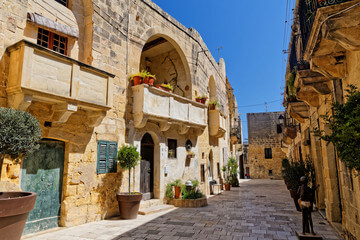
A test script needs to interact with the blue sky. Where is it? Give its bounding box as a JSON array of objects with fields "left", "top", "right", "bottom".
[{"left": 152, "top": 0, "right": 295, "bottom": 140}]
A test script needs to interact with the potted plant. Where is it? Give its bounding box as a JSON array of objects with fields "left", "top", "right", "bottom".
[
  {"left": 173, "top": 179, "right": 182, "bottom": 199},
  {"left": 0, "top": 107, "right": 41, "bottom": 240},
  {"left": 116, "top": 145, "right": 142, "bottom": 219},
  {"left": 282, "top": 158, "right": 307, "bottom": 211},
  {"left": 186, "top": 151, "right": 195, "bottom": 158},
  {"left": 142, "top": 70, "right": 156, "bottom": 86},
  {"left": 222, "top": 166, "right": 231, "bottom": 191},
  {"left": 157, "top": 83, "right": 173, "bottom": 92},
  {"left": 228, "top": 157, "right": 239, "bottom": 187},
  {"left": 195, "top": 95, "right": 207, "bottom": 104},
  {"left": 129, "top": 72, "right": 143, "bottom": 86},
  {"left": 208, "top": 99, "right": 220, "bottom": 110}
]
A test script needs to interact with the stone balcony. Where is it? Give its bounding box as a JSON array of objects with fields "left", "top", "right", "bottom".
[
  {"left": 294, "top": 69, "right": 332, "bottom": 107},
  {"left": 288, "top": 101, "right": 309, "bottom": 124},
  {"left": 208, "top": 109, "right": 226, "bottom": 138},
  {"left": 132, "top": 84, "right": 207, "bottom": 135},
  {"left": 6, "top": 40, "right": 114, "bottom": 126}
]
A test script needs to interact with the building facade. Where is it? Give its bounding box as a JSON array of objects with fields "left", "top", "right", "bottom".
[
  {"left": 247, "top": 112, "right": 286, "bottom": 180},
  {"left": 284, "top": 0, "right": 360, "bottom": 239},
  {"left": 0, "top": 0, "right": 235, "bottom": 235}
]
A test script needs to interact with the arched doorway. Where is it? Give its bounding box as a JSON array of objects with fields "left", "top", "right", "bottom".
[
  {"left": 140, "top": 133, "right": 154, "bottom": 200},
  {"left": 20, "top": 139, "right": 65, "bottom": 234}
]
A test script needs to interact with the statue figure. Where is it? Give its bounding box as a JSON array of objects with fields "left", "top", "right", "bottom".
[{"left": 298, "top": 176, "right": 315, "bottom": 235}]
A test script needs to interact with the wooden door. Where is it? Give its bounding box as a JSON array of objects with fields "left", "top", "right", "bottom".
[
  {"left": 140, "top": 133, "right": 154, "bottom": 200},
  {"left": 21, "top": 139, "right": 65, "bottom": 235}
]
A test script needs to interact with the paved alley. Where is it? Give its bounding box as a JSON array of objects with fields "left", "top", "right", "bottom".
[{"left": 23, "top": 180, "right": 342, "bottom": 240}]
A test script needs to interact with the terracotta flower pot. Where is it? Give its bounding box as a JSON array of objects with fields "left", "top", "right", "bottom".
[
  {"left": 148, "top": 77, "right": 155, "bottom": 86},
  {"left": 0, "top": 191, "right": 37, "bottom": 240},
  {"left": 174, "top": 186, "right": 181, "bottom": 199},
  {"left": 158, "top": 86, "right": 172, "bottom": 92},
  {"left": 195, "top": 98, "right": 201, "bottom": 103},
  {"left": 200, "top": 98, "right": 207, "bottom": 104},
  {"left": 133, "top": 76, "right": 142, "bottom": 86},
  {"left": 116, "top": 193, "right": 143, "bottom": 219},
  {"left": 224, "top": 183, "right": 231, "bottom": 191}
]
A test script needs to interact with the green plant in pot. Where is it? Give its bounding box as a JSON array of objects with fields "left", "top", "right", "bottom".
[
  {"left": 228, "top": 157, "right": 239, "bottom": 187},
  {"left": 208, "top": 99, "right": 220, "bottom": 110},
  {"left": 116, "top": 145, "right": 142, "bottom": 219},
  {"left": 0, "top": 107, "right": 41, "bottom": 240},
  {"left": 222, "top": 165, "right": 231, "bottom": 190}
]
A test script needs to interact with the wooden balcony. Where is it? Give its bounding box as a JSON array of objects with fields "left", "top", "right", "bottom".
[
  {"left": 132, "top": 84, "right": 207, "bottom": 135},
  {"left": 6, "top": 40, "right": 114, "bottom": 126},
  {"left": 208, "top": 109, "right": 226, "bottom": 138}
]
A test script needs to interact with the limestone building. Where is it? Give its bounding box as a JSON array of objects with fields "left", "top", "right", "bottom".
[
  {"left": 284, "top": 0, "right": 360, "bottom": 239},
  {"left": 247, "top": 112, "right": 286, "bottom": 180},
  {"left": 0, "top": 0, "right": 235, "bottom": 235}
]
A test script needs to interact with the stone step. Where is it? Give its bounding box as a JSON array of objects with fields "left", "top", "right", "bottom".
[
  {"left": 138, "top": 204, "right": 175, "bottom": 215},
  {"left": 139, "top": 199, "right": 162, "bottom": 210}
]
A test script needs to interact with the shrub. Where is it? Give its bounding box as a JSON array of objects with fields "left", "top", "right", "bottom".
[
  {"left": 117, "top": 145, "right": 141, "bottom": 194},
  {"left": 0, "top": 108, "right": 41, "bottom": 175},
  {"left": 313, "top": 85, "right": 360, "bottom": 170}
]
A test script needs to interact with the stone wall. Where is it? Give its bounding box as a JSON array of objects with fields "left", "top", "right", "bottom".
[
  {"left": 247, "top": 112, "right": 286, "bottom": 179},
  {"left": 0, "top": 0, "right": 231, "bottom": 230}
]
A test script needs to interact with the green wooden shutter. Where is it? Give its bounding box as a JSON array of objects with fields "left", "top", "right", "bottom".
[
  {"left": 107, "top": 142, "right": 118, "bottom": 173},
  {"left": 97, "top": 141, "right": 107, "bottom": 174}
]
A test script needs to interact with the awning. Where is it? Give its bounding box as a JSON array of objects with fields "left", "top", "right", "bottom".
[{"left": 27, "top": 12, "right": 79, "bottom": 38}]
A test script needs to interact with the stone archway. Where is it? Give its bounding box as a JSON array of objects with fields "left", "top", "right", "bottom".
[
  {"left": 138, "top": 30, "right": 192, "bottom": 98},
  {"left": 140, "top": 133, "right": 154, "bottom": 200},
  {"left": 134, "top": 125, "right": 163, "bottom": 199}
]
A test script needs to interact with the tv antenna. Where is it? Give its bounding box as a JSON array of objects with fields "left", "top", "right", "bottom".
[{"left": 216, "top": 46, "right": 223, "bottom": 61}]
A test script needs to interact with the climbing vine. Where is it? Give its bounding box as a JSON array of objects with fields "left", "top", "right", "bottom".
[{"left": 313, "top": 85, "right": 360, "bottom": 171}]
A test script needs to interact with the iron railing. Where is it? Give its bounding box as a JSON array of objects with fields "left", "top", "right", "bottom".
[{"left": 299, "top": 0, "right": 353, "bottom": 51}]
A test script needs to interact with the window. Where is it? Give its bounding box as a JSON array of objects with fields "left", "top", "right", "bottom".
[
  {"left": 97, "top": 141, "right": 118, "bottom": 174},
  {"left": 217, "top": 162, "right": 221, "bottom": 177},
  {"left": 168, "top": 139, "right": 177, "bottom": 158},
  {"left": 265, "top": 148, "right": 272, "bottom": 159},
  {"left": 277, "top": 124, "right": 282, "bottom": 134},
  {"left": 55, "top": 0, "right": 68, "bottom": 7},
  {"left": 200, "top": 164, "right": 205, "bottom": 182},
  {"left": 268, "top": 170, "right": 273, "bottom": 176},
  {"left": 37, "top": 28, "right": 68, "bottom": 55}
]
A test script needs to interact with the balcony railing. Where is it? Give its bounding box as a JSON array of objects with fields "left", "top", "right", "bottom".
[
  {"left": 299, "top": 0, "right": 353, "bottom": 51},
  {"left": 6, "top": 40, "right": 114, "bottom": 125},
  {"left": 132, "top": 84, "right": 207, "bottom": 135}
]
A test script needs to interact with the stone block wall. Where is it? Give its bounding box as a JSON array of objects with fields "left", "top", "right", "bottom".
[
  {"left": 247, "top": 112, "right": 286, "bottom": 179},
  {"left": 0, "top": 0, "right": 232, "bottom": 230}
]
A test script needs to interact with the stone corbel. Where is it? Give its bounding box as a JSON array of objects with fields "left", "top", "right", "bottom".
[
  {"left": 193, "top": 127, "right": 205, "bottom": 136},
  {"left": 215, "top": 128, "right": 226, "bottom": 138},
  {"left": 159, "top": 121, "right": 171, "bottom": 132},
  {"left": 87, "top": 110, "right": 106, "bottom": 127},
  {"left": 7, "top": 93, "right": 33, "bottom": 111},
  {"left": 178, "top": 124, "right": 190, "bottom": 135},
  {"left": 133, "top": 112, "right": 147, "bottom": 128},
  {"left": 311, "top": 56, "right": 346, "bottom": 80},
  {"left": 52, "top": 103, "right": 78, "bottom": 123}
]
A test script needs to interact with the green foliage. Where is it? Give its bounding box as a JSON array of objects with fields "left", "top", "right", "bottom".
[
  {"left": 181, "top": 188, "right": 203, "bottom": 199},
  {"left": 282, "top": 157, "right": 315, "bottom": 190},
  {"left": 173, "top": 179, "right": 182, "bottom": 186},
  {"left": 222, "top": 157, "right": 239, "bottom": 185},
  {"left": 191, "top": 179, "right": 199, "bottom": 188},
  {"left": 313, "top": 85, "right": 360, "bottom": 170},
  {"left": 286, "top": 72, "right": 296, "bottom": 102},
  {"left": 117, "top": 145, "right": 140, "bottom": 170},
  {"left": 0, "top": 108, "right": 41, "bottom": 159},
  {"left": 165, "top": 182, "right": 174, "bottom": 198},
  {"left": 208, "top": 99, "right": 220, "bottom": 108},
  {"left": 160, "top": 83, "right": 173, "bottom": 91}
]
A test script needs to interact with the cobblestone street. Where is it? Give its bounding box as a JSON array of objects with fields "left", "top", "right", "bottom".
[{"left": 23, "top": 180, "right": 342, "bottom": 240}]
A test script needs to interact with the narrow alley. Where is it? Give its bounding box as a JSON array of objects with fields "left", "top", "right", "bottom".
[{"left": 23, "top": 180, "right": 342, "bottom": 240}]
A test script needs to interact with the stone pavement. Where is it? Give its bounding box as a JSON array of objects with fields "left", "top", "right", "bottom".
[{"left": 23, "top": 179, "right": 343, "bottom": 240}]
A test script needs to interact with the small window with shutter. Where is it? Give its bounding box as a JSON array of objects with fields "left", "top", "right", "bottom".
[{"left": 97, "top": 140, "right": 118, "bottom": 174}]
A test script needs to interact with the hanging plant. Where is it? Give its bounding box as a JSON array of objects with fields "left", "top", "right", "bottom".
[{"left": 313, "top": 85, "right": 360, "bottom": 171}]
